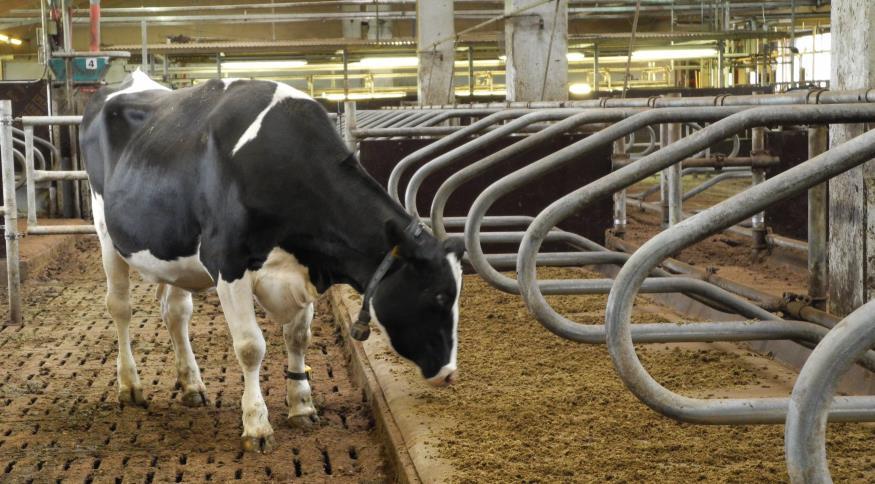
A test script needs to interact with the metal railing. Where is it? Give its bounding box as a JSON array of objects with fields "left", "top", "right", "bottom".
[
  {"left": 0, "top": 105, "right": 96, "bottom": 325},
  {"left": 340, "top": 89, "right": 875, "bottom": 480}
]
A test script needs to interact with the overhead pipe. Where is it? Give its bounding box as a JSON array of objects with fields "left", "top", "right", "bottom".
[{"left": 89, "top": 0, "right": 100, "bottom": 52}]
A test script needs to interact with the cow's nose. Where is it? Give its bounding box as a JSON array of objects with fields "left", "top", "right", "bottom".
[
  {"left": 444, "top": 370, "right": 457, "bottom": 385},
  {"left": 426, "top": 365, "right": 457, "bottom": 387}
]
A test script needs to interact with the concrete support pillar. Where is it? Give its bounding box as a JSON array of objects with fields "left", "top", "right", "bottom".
[
  {"left": 828, "top": 0, "right": 875, "bottom": 315},
  {"left": 416, "top": 0, "right": 455, "bottom": 105},
  {"left": 504, "top": 0, "right": 568, "bottom": 102}
]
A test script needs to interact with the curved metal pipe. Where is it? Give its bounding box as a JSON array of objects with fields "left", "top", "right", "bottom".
[
  {"left": 405, "top": 109, "right": 578, "bottom": 218},
  {"left": 600, "top": 108, "right": 875, "bottom": 424},
  {"left": 387, "top": 110, "right": 529, "bottom": 202},
  {"left": 784, "top": 299, "right": 875, "bottom": 484},
  {"left": 434, "top": 108, "right": 647, "bottom": 240},
  {"left": 467, "top": 105, "right": 747, "bottom": 295}
]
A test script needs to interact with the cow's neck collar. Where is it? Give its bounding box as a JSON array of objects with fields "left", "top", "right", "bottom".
[{"left": 349, "top": 220, "right": 425, "bottom": 341}]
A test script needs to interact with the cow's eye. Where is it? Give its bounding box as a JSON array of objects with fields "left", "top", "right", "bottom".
[{"left": 435, "top": 293, "right": 449, "bottom": 306}]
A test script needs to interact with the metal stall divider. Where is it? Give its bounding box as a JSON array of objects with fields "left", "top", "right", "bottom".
[
  {"left": 1, "top": 107, "right": 98, "bottom": 325},
  {"left": 1, "top": 100, "right": 22, "bottom": 325}
]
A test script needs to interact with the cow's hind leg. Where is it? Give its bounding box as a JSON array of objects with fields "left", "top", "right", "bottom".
[
  {"left": 157, "top": 284, "right": 207, "bottom": 407},
  {"left": 217, "top": 273, "right": 274, "bottom": 453},
  {"left": 101, "top": 248, "right": 147, "bottom": 408}
]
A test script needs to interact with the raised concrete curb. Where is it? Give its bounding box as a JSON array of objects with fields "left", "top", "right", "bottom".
[{"left": 329, "top": 286, "right": 456, "bottom": 484}]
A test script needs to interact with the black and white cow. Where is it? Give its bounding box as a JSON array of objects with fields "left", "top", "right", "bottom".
[{"left": 80, "top": 70, "right": 464, "bottom": 453}]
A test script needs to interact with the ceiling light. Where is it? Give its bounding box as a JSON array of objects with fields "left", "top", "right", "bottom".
[
  {"left": 221, "top": 60, "right": 307, "bottom": 70},
  {"left": 500, "top": 53, "right": 584, "bottom": 63},
  {"left": 569, "top": 83, "right": 592, "bottom": 95},
  {"left": 321, "top": 92, "right": 407, "bottom": 101},
  {"left": 631, "top": 48, "right": 718, "bottom": 61},
  {"left": 355, "top": 57, "right": 418, "bottom": 68},
  {"left": 455, "top": 89, "right": 507, "bottom": 97}
]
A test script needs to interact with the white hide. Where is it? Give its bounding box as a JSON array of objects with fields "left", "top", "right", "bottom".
[
  {"left": 92, "top": 193, "right": 214, "bottom": 291},
  {"left": 105, "top": 68, "right": 170, "bottom": 102},
  {"left": 216, "top": 272, "right": 273, "bottom": 445},
  {"left": 231, "top": 82, "right": 314, "bottom": 156}
]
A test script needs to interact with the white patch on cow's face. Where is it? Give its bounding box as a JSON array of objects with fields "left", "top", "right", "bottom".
[
  {"left": 126, "top": 247, "right": 214, "bottom": 292},
  {"left": 426, "top": 252, "right": 461, "bottom": 387},
  {"left": 105, "top": 68, "right": 170, "bottom": 102},
  {"left": 231, "top": 81, "right": 313, "bottom": 156}
]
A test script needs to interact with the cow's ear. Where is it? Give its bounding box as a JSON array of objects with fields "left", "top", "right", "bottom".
[{"left": 442, "top": 237, "right": 465, "bottom": 259}]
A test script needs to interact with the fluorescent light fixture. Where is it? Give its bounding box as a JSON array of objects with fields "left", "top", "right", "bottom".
[
  {"left": 568, "top": 83, "right": 592, "bottom": 95},
  {"left": 355, "top": 56, "right": 418, "bottom": 68},
  {"left": 0, "top": 33, "right": 23, "bottom": 45},
  {"left": 500, "top": 53, "right": 585, "bottom": 62},
  {"left": 321, "top": 92, "right": 406, "bottom": 101},
  {"left": 221, "top": 60, "right": 308, "bottom": 70},
  {"left": 455, "top": 89, "right": 507, "bottom": 97},
  {"left": 631, "top": 48, "right": 718, "bottom": 61}
]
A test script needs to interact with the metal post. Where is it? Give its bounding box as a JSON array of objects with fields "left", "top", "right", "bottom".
[
  {"left": 717, "top": 40, "right": 725, "bottom": 89},
  {"left": 593, "top": 43, "right": 600, "bottom": 94},
  {"left": 216, "top": 53, "right": 221, "bottom": 79},
  {"left": 661, "top": 93, "right": 682, "bottom": 227},
  {"left": 24, "top": 126, "right": 37, "bottom": 228},
  {"left": 789, "top": 0, "right": 796, "bottom": 87},
  {"left": 468, "top": 45, "right": 475, "bottom": 97},
  {"left": 667, "top": 117, "right": 683, "bottom": 226},
  {"left": 808, "top": 125, "right": 828, "bottom": 309},
  {"left": 751, "top": 126, "right": 768, "bottom": 254},
  {"left": 343, "top": 101, "right": 357, "bottom": 153},
  {"left": 342, "top": 48, "right": 349, "bottom": 100},
  {"left": 612, "top": 136, "right": 628, "bottom": 237},
  {"left": 1, "top": 101, "right": 22, "bottom": 325},
  {"left": 140, "top": 20, "right": 149, "bottom": 73},
  {"left": 659, "top": 123, "right": 669, "bottom": 227}
]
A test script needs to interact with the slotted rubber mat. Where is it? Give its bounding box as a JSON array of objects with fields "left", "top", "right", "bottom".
[{"left": 0, "top": 239, "right": 388, "bottom": 482}]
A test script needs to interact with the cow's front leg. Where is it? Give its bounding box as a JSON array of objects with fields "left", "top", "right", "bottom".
[
  {"left": 282, "top": 302, "right": 318, "bottom": 427},
  {"left": 217, "top": 273, "right": 274, "bottom": 453},
  {"left": 157, "top": 284, "right": 207, "bottom": 407},
  {"left": 252, "top": 256, "right": 319, "bottom": 428}
]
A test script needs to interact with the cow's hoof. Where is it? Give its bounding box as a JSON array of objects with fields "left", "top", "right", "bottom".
[
  {"left": 180, "top": 389, "right": 208, "bottom": 407},
  {"left": 288, "top": 413, "right": 319, "bottom": 428},
  {"left": 241, "top": 433, "right": 275, "bottom": 454},
  {"left": 118, "top": 386, "right": 148, "bottom": 408}
]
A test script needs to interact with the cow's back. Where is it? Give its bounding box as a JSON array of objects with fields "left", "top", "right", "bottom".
[{"left": 80, "top": 75, "right": 353, "bottom": 284}]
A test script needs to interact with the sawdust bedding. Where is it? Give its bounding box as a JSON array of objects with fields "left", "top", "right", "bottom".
[{"left": 380, "top": 267, "right": 875, "bottom": 483}]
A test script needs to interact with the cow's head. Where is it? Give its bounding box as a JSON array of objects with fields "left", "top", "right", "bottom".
[{"left": 369, "top": 220, "right": 465, "bottom": 387}]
